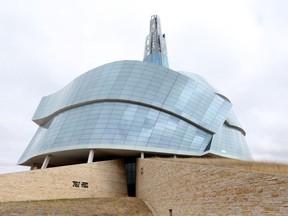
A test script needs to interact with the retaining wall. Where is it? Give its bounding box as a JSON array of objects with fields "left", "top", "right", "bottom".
[
  {"left": 136, "top": 158, "right": 288, "bottom": 215},
  {"left": 0, "top": 160, "right": 127, "bottom": 202}
]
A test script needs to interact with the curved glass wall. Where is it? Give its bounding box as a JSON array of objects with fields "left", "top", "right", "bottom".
[
  {"left": 209, "top": 124, "right": 251, "bottom": 160},
  {"left": 32, "top": 61, "right": 231, "bottom": 134},
  {"left": 19, "top": 61, "right": 252, "bottom": 165},
  {"left": 19, "top": 102, "right": 212, "bottom": 164}
]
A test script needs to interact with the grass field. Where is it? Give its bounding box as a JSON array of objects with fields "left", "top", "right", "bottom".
[
  {"left": 158, "top": 157, "right": 288, "bottom": 175},
  {"left": 0, "top": 197, "right": 152, "bottom": 216}
]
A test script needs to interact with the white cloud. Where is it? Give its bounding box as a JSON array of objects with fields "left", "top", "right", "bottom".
[{"left": 0, "top": 0, "right": 287, "bottom": 174}]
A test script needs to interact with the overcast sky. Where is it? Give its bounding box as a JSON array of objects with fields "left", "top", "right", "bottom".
[{"left": 0, "top": 0, "right": 287, "bottom": 174}]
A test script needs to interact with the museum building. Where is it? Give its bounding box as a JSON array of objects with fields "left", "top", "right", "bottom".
[
  {"left": 2, "top": 16, "right": 287, "bottom": 215},
  {"left": 18, "top": 15, "right": 251, "bottom": 174}
]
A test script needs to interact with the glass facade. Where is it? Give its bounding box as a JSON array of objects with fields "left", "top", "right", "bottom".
[
  {"left": 18, "top": 15, "right": 252, "bottom": 167},
  {"left": 18, "top": 60, "right": 251, "bottom": 166}
]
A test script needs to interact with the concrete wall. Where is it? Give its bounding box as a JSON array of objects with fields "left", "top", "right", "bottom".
[
  {"left": 0, "top": 160, "right": 127, "bottom": 202},
  {"left": 136, "top": 158, "right": 288, "bottom": 215}
]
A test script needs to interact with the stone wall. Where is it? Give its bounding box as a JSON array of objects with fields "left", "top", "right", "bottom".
[
  {"left": 136, "top": 158, "right": 288, "bottom": 215},
  {"left": 0, "top": 160, "right": 127, "bottom": 202}
]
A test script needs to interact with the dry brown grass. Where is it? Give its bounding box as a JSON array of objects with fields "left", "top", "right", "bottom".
[
  {"left": 154, "top": 157, "right": 288, "bottom": 175},
  {"left": 0, "top": 197, "right": 152, "bottom": 216}
]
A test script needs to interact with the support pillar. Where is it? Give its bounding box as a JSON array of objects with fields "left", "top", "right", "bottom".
[
  {"left": 30, "top": 164, "right": 38, "bottom": 170},
  {"left": 141, "top": 152, "right": 144, "bottom": 159},
  {"left": 87, "top": 149, "right": 95, "bottom": 163},
  {"left": 41, "top": 155, "right": 51, "bottom": 169}
]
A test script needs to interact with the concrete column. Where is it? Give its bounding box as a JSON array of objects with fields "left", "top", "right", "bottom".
[
  {"left": 87, "top": 149, "right": 95, "bottom": 163},
  {"left": 30, "top": 164, "right": 38, "bottom": 170},
  {"left": 141, "top": 152, "right": 144, "bottom": 159},
  {"left": 41, "top": 155, "right": 51, "bottom": 169}
]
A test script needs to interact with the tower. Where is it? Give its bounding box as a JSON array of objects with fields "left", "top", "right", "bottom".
[{"left": 143, "top": 15, "right": 169, "bottom": 68}]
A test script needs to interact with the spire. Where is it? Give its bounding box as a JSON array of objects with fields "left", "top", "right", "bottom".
[{"left": 143, "top": 15, "right": 169, "bottom": 68}]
